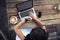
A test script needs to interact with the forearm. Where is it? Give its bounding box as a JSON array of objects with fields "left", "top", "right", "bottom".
[
  {"left": 14, "top": 20, "right": 25, "bottom": 40},
  {"left": 14, "top": 20, "right": 25, "bottom": 30},
  {"left": 33, "top": 18, "right": 47, "bottom": 31},
  {"left": 14, "top": 20, "right": 25, "bottom": 34},
  {"left": 33, "top": 18, "right": 44, "bottom": 27},
  {"left": 15, "top": 29, "right": 25, "bottom": 40}
]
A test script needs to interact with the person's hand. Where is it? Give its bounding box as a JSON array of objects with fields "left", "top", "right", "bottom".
[
  {"left": 29, "top": 12, "right": 37, "bottom": 20},
  {"left": 25, "top": 16, "right": 32, "bottom": 22}
]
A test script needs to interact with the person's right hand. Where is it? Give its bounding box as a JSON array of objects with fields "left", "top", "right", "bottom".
[{"left": 29, "top": 12, "right": 37, "bottom": 20}]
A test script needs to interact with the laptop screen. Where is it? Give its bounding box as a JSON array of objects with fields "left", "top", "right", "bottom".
[{"left": 16, "top": 0, "right": 33, "bottom": 12}]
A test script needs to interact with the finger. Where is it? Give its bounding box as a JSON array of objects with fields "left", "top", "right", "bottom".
[
  {"left": 29, "top": 12, "right": 33, "bottom": 16},
  {"left": 28, "top": 16, "right": 32, "bottom": 20}
]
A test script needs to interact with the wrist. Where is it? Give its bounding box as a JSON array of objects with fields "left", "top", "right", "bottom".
[
  {"left": 21, "top": 20, "right": 25, "bottom": 23},
  {"left": 25, "top": 18, "right": 28, "bottom": 22}
]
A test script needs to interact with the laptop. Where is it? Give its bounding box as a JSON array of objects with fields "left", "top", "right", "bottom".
[
  {"left": 18, "top": 8, "right": 36, "bottom": 20},
  {"left": 16, "top": 0, "right": 37, "bottom": 20}
]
